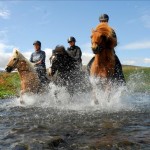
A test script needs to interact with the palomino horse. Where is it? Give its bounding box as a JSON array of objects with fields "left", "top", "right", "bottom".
[
  {"left": 90, "top": 23, "right": 125, "bottom": 104},
  {"left": 5, "top": 49, "right": 47, "bottom": 103}
]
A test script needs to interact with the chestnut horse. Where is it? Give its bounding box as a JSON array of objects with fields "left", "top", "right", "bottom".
[
  {"left": 90, "top": 23, "right": 125, "bottom": 104},
  {"left": 5, "top": 49, "right": 48, "bottom": 103}
]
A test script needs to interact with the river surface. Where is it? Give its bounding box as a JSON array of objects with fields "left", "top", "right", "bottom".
[{"left": 0, "top": 82, "right": 150, "bottom": 150}]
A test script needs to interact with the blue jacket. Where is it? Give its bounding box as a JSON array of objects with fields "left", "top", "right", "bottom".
[{"left": 30, "top": 50, "right": 46, "bottom": 69}]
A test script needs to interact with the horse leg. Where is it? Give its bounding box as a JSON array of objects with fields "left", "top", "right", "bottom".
[
  {"left": 20, "top": 90, "right": 25, "bottom": 104},
  {"left": 104, "top": 82, "right": 112, "bottom": 102},
  {"left": 92, "top": 87, "right": 99, "bottom": 105}
]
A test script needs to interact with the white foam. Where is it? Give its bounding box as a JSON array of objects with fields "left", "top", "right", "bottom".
[{"left": 0, "top": 72, "right": 149, "bottom": 113}]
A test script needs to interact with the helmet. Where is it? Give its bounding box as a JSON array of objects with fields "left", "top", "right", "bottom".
[
  {"left": 99, "top": 14, "right": 109, "bottom": 22},
  {"left": 67, "top": 36, "right": 76, "bottom": 43},
  {"left": 33, "top": 40, "right": 41, "bottom": 47}
]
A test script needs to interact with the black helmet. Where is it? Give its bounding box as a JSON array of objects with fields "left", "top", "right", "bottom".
[
  {"left": 33, "top": 40, "right": 41, "bottom": 47},
  {"left": 67, "top": 36, "right": 76, "bottom": 43},
  {"left": 99, "top": 14, "right": 109, "bottom": 22}
]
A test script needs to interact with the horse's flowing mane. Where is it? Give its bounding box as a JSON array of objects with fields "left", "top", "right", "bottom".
[
  {"left": 90, "top": 23, "right": 117, "bottom": 77},
  {"left": 92, "top": 23, "right": 116, "bottom": 49},
  {"left": 95, "top": 23, "right": 112, "bottom": 37}
]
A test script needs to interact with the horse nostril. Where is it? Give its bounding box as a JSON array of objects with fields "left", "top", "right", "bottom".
[
  {"left": 5, "top": 67, "right": 8, "bottom": 71},
  {"left": 5, "top": 66, "right": 12, "bottom": 73},
  {"left": 92, "top": 47, "right": 96, "bottom": 51},
  {"left": 5, "top": 68, "right": 8, "bottom": 72}
]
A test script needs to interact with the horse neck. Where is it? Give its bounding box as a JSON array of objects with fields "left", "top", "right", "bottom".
[
  {"left": 91, "top": 49, "right": 115, "bottom": 78},
  {"left": 17, "top": 62, "right": 40, "bottom": 85},
  {"left": 17, "top": 60, "right": 35, "bottom": 74},
  {"left": 94, "top": 49, "right": 115, "bottom": 66}
]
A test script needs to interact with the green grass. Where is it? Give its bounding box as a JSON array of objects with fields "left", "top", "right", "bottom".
[
  {"left": 0, "top": 72, "right": 20, "bottom": 99},
  {"left": 0, "top": 65, "right": 150, "bottom": 99},
  {"left": 122, "top": 66, "right": 150, "bottom": 92}
]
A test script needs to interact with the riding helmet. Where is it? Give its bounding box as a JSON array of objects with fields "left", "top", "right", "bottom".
[
  {"left": 99, "top": 14, "right": 109, "bottom": 22},
  {"left": 33, "top": 40, "right": 41, "bottom": 47},
  {"left": 67, "top": 36, "right": 76, "bottom": 43}
]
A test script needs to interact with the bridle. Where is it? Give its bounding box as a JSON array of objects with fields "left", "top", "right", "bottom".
[
  {"left": 6, "top": 58, "right": 19, "bottom": 72},
  {"left": 6, "top": 58, "right": 31, "bottom": 72},
  {"left": 92, "top": 45, "right": 104, "bottom": 54},
  {"left": 50, "top": 50, "right": 66, "bottom": 63},
  {"left": 12, "top": 58, "right": 19, "bottom": 69},
  {"left": 91, "top": 29, "right": 111, "bottom": 54}
]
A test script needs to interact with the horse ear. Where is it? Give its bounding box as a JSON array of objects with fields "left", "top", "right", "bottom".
[
  {"left": 13, "top": 48, "right": 19, "bottom": 55},
  {"left": 16, "top": 50, "right": 19, "bottom": 55}
]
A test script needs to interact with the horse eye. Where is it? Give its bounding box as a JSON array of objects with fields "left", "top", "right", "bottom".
[{"left": 13, "top": 58, "right": 17, "bottom": 61}]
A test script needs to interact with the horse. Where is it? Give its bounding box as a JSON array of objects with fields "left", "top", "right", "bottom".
[
  {"left": 5, "top": 49, "right": 49, "bottom": 103},
  {"left": 89, "top": 23, "right": 125, "bottom": 104},
  {"left": 49, "top": 45, "right": 87, "bottom": 97}
]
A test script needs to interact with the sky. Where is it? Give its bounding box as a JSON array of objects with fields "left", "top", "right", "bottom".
[{"left": 0, "top": 0, "right": 150, "bottom": 69}]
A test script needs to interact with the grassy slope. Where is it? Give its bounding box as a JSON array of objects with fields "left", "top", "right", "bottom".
[
  {"left": 0, "top": 66, "right": 149, "bottom": 99},
  {"left": 122, "top": 65, "right": 150, "bottom": 92},
  {"left": 0, "top": 72, "right": 20, "bottom": 98}
]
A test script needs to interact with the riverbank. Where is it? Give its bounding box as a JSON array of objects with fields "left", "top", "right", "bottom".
[
  {"left": 0, "top": 66, "right": 149, "bottom": 99},
  {"left": 0, "top": 72, "right": 20, "bottom": 99}
]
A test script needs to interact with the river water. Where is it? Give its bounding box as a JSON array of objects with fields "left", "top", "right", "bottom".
[{"left": 0, "top": 79, "right": 150, "bottom": 150}]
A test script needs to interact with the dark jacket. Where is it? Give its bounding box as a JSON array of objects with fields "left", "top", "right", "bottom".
[
  {"left": 111, "top": 28, "right": 117, "bottom": 47},
  {"left": 67, "top": 45, "right": 82, "bottom": 63}
]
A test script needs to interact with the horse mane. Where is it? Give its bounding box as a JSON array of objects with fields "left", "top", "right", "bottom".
[
  {"left": 93, "top": 23, "right": 116, "bottom": 49},
  {"left": 53, "top": 45, "right": 67, "bottom": 55},
  {"left": 91, "top": 23, "right": 117, "bottom": 77},
  {"left": 95, "top": 23, "right": 112, "bottom": 37},
  {"left": 13, "top": 48, "right": 35, "bottom": 70}
]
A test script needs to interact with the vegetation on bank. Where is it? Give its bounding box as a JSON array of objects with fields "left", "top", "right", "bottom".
[
  {"left": 0, "top": 72, "right": 20, "bottom": 99},
  {"left": 123, "top": 65, "right": 150, "bottom": 92},
  {"left": 0, "top": 65, "right": 149, "bottom": 99}
]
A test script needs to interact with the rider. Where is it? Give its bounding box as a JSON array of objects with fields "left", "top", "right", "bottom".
[
  {"left": 30, "top": 40, "right": 47, "bottom": 83},
  {"left": 67, "top": 36, "right": 82, "bottom": 70},
  {"left": 88, "top": 14, "right": 117, "bottom": 67},
  {"left": 88, "top": 14, "right": 125, "bottom": 83},
  {"left": 99, "top": 14, "right": 117, "bottom": 46}
]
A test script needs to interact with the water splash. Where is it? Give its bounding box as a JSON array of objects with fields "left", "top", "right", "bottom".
[{"left": 0, "top": 72, "right": 149, "bottom": 113}]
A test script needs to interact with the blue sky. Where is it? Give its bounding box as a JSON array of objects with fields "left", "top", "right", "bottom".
[{"left": 0, "top": 0, "right": 150, "bottom": 68}]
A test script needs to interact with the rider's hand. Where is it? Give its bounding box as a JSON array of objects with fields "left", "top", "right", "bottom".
[
  {"left": 32, "top": 63, "right": 36, "bottom": 67},
  {"left": 38, "top": 60, "right": 42, "bottom": 64}
]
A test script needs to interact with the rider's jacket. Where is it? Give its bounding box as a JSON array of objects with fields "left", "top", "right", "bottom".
[
  {"left": 30, "top": 50, "right": 46, "bottom": 69},
  {"left": 67, "top": 45, "right": 82, "bottom": 66}
]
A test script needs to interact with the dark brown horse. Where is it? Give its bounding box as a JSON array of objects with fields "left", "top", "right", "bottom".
[
  {"left": 49, "top": 45, "right": 90, "bottom": 98},
  {"left": 89, "top": 23, "right": 125, "bottom": 104},
  {"left": 49, "top": 46, "right": 82, "bottom": 96}
]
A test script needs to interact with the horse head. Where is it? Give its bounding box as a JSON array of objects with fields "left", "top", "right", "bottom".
[
  {"left": 5, "top": 49, "right": 33, "bottom": 73},
  {"left": 50, "top": 45, "right": 68, "bottom": 65},
  {"left": 91, "top": 23, "right": 116, "bottom": 54},
  {"left": 5, "top": 49, "right": 20, "bottom": 72},
  {"left": 50, "top": 45, "right": 75, "bottom": 77}
]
